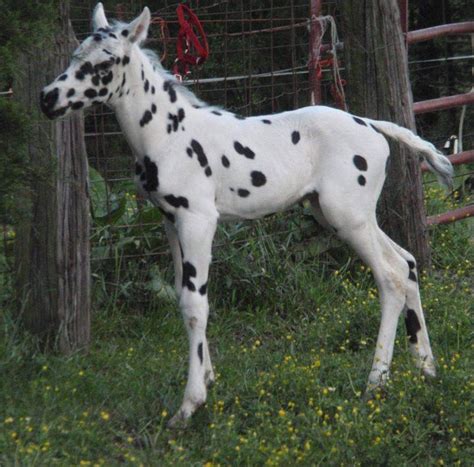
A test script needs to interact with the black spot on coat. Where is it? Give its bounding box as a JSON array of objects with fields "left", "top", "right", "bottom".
[
  {"left": 80, "top": 62, "right": 94, "bottom": 76},
  {"left": 262, "top": 119, "right": 271, "bottom": 124},
  {"left": 164, "top": 195, "right": 189, "bottom": 209},
  {"left": 370, "top": 123, "right": 383, "bottom": 134},
  {"left": 140, "top": 110, "right": 153, "bottom": 127},
  {"left": 197, "top": 342, "right": 203, "bottom": 364},
  {"left": 142, "top": 156, "right": 159, "bottom": 191},
  {"left": 221, "top": 155, "right": 230, "bottom": 168},
  {"left": 102, "top": 71, "right": 113, "bottom": 85},
  {"left": 358, "top": 175, "right": 366, "bottom": 186},
  {"left": 291, "top": 131, "right": 300, "bottom": 144},
  {"left": 238, "top": 189, "right": 250, "bottom": 198},
  {"left": 167, "top": 108, "right": 185, "bottom": 132},
  {"left": 353, "top": 155, "right": 368, "bottom": 171},
  {"left": 168, "top": 113, "right": 179, "bottom": 132},
  {"left": 234, "top": 141, "right": 255, "bottom": 159},
  {"left": 405, "top": 309, "right": 421, "bottom": 344},
  {"left": 67, "top": 89, "right": 75, "bottom": 98},
  {"left": 199, "top": 282, "right": 208, "bottom": 295},
  {"left": 190, "top": 140, "right": 208, "bottom": 167},
  {"left": 84, "top": 88, "right": 97, "bottom": 99},
  {"left": 163, "top": 80, "right": 177, "bottom": 103},
  {"left": 182, "top": 262, "right": 197, "bottom": 291},
  {"left": 122, "top": 55, "right": 130, "bottom": 65},
  {"left": 408, "top": 270, "right": 417, "bottom": 282},
  {"left": 251, "top": 171, "right": 267, "bottom": 187},
  {"left": 353, "top": 116, "right": 367, "bottom": 126}
]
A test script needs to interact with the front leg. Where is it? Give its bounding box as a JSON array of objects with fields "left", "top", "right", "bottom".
[{"left": 168, "top": 211, "right": 217, "bottom": 428}]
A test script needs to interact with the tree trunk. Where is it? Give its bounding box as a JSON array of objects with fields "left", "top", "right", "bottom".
[
  {"left": 14, "top": 1, "right": 90, "bottom": 353},
  {"left": 342, "top": 0, "right": 431, "bottom": 268}
]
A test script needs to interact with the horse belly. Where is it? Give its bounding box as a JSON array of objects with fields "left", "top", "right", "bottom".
[{"left": 215, "top": 160, "right": 316, "bottom": 220}]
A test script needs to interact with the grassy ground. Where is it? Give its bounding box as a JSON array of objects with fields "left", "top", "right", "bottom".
[{"left": 1, "top": 185, "right": 473, "bottom": 465}]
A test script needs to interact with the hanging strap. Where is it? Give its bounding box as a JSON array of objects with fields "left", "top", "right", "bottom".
[{"left": 172, "top": 4, "right": 209, "bottom": 80}]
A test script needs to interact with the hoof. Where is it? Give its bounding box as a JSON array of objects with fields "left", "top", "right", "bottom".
[
  {"left": 414, "top": 355, "right": 436, "bottom": 378},
  {"left": 167, "top": 410, "right": 190, "bottom": 430},
  {"left": 204, "top": 370, "right": 215, "bottom": 388},
  {"left": 366, "top": 368, "right": 390, "bottom": 393},
  {"left": 167, "top": 397, "right": 205, "bottom": 429},
  {"left": 363, "top": 384, "right": 388, "bottom": 401},
  {"left": 422, "top": 363, "right": 436, "bottom": 379}
]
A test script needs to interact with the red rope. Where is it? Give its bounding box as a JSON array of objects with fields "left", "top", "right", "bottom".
[
  {"left": 172, "top": 4, "right": 209, "bottom": 80},
  {"left": 150, "top": 16, "right": 170, "bottom": 62},
  {"left": 315, "top": 56, "right": 346, "bottom": 110}
]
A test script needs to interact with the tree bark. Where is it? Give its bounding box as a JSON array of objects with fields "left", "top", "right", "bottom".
[
  {"left": 14, "top": 1, "right": 90, "bottom": 353},
  {"left": 342, "top": 0, "right": 431, "bottom": 268}
]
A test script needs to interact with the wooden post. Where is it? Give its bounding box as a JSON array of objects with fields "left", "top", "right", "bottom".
[
  {"left": 14, "top": 1, "right": 90, "bottom": 353},
  {"left": 342, "top": 0, "right": 431, "bottom": 268}
]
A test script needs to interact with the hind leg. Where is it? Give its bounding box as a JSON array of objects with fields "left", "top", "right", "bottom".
[
  {"left": 381, "top": 234, "right": 436, "bottom": 377},
  {"left": 347, "top": 226, "right": 409, "bottom": 388},
  {"left": 316, "top": 194, "right": 410, "bottom": 388},
  {"left": 164, "top": 219, "right": 183, "bottom": 297}
]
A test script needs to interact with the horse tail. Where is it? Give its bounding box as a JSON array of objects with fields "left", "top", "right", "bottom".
[{"left": 368, "top": 119, "right": 453, "bottom": 189}]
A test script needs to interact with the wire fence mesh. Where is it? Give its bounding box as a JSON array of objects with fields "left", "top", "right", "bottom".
[
  {"left": 68, "top": 0, "right": 347, "bottom": 276},
  {"left": 71, "top": 1, "right": 474, "bottom": 270},
  {"left": 1, "top": 1, "right": 472, "bottom": 293}
]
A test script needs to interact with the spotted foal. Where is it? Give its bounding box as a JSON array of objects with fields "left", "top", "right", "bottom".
[{"left": 40, "top": 4, "right": 453, "bottom": 427}]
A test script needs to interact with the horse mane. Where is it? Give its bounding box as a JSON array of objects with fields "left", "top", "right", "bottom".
[
  {"left": 141, "top": 48, "right": 209, "bottom": 108},
  {"left": 104, "top": 20, "right": 213, "bottom": 109}
]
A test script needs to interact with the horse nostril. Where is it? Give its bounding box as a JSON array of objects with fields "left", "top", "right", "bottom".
[{"left": 41, "top": 87, "right": 59, "bottom": 109}]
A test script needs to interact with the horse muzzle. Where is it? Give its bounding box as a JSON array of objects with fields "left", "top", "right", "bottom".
[{"left": 39, "top": 87, "right": 69, "bottom": 120}]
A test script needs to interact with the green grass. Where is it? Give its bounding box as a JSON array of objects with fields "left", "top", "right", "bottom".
[{"left": 1, "top": 188, "right": 473, "bottom": 465}]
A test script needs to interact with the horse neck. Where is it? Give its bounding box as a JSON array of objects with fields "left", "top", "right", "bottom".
[{"left": 112, "top": 47, "right": 188, "bottom": 157}]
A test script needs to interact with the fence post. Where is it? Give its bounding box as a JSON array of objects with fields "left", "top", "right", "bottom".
[
  {"left": 342, "top": 0, "right": 431, "bottom": 268},
  {"left": 14, "top": 0, "right": 90, "bottom": 353}
]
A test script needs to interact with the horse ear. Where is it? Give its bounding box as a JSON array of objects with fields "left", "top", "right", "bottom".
[
  {"left": 92, "top": 3, "right": 110, "bottom": 31},
  {"left": 128, "top": 7, "right": 151, "bottom": 44}
]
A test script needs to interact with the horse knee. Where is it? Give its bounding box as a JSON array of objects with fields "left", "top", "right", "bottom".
[
  {"left": 378, "top": 262, "right": 409, "bottom": 305},
  {"left": 179, "top": 293, "right": 208, "bottom": 331}
]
